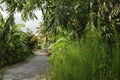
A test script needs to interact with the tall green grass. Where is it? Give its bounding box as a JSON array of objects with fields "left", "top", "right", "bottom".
[{"left": 47, "top": 27, "right": 120, "bottom": 80}]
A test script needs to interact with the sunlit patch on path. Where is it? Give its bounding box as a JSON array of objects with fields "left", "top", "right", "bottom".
[{"left": 3, "top": 51, "right": 48, "bottom": 80}]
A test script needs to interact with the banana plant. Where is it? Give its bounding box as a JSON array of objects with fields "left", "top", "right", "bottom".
[
  {"left": 0, "top": 13, "right": 34, "bottom": 68},
  {"left": 0, "top": 13, "right": 14, "bottom": 54}
]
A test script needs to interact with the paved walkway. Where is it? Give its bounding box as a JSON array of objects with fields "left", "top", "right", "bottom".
[{"left": 3, "top": 51, "right": 48, "bottom": 80}]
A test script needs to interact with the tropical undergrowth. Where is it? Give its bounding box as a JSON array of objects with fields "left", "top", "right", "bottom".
[
  {"left": 0, "top": 14, "right": 35, "bottom": 70},
  {"left": 47, "top": 26, "right": 120, "bottom": 80},
  {"left": 43, "top": 1, "right": 120, "bottom": 80},
  {"left": 0, "top": 0, "right": 119, "bottom": 80},
  {"left": 46, "top": 5, "right": 120, "bottom": 79}
]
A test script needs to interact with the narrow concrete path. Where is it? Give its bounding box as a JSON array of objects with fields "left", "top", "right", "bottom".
[{"left": 3, "top": 52, "right": 48, "bottom": 80}]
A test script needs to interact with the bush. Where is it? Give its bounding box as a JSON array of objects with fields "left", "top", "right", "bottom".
[
  {"left": 0, "top": 24, "right": 34, "bottom": 69},
  {"left": 0, "top": 34, "right": 33, "bottom": 69}
]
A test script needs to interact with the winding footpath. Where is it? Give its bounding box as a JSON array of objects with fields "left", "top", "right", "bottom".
[{"left": 3, "top": 51, "right": 48, "bottom": 80}]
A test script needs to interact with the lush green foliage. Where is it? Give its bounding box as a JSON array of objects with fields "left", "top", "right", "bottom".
[
  {"left": 48, "top": 28, "right": 120, "bottom": 80},
  {"left": 48, "top": 38, "right": 67, "bottom": 54},
  {"left": 1, "top": 0, "right": 120, "bottom": 38},
  {"left": 45, "top": 1, "right": 120, "bottom": 80},
  {"left": 0, "top": 14, "right": 34, "bottom": 69},
  {"left": 0, "top": 0, "right": 120, "bottom": 80}
]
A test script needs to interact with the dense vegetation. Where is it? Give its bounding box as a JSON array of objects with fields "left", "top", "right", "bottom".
[
  {"left": 0, "top": 0, "right": 120, "bottom": 80},
  {"left": 0, "top": 13, "right": 35, "bottom": 69}
]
